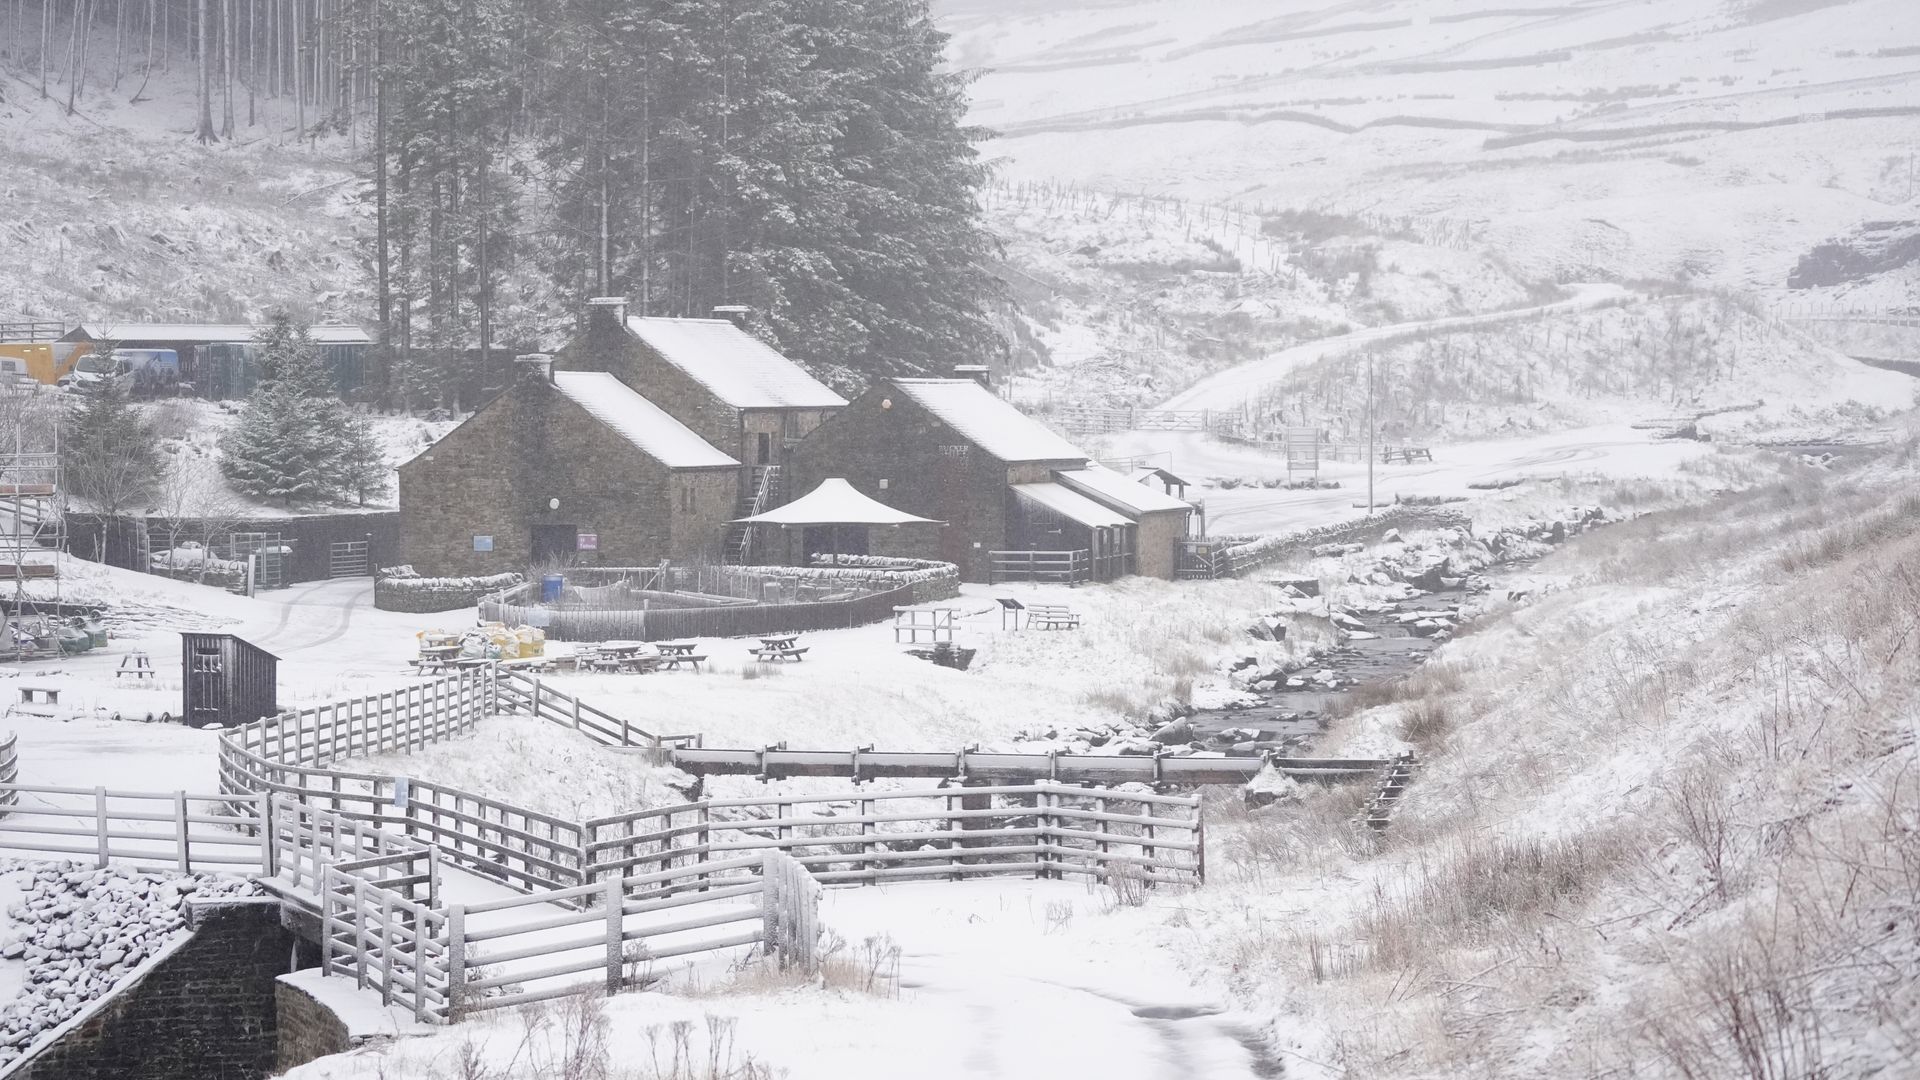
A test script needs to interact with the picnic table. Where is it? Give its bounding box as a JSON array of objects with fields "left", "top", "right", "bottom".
[
  {"left": 749, "top": 635, "right": 809, "bottom": 663},
  {"left": 655, "top": 642, "right": 708, "bottom": 671},
  {"left": 1027, "top": 604, "right": 1081, "bottom": 630},
  {"left": 18, "top": 686, "right": 59, "bottom": 706},
  {"left": 588, "top": 641, "right": 661, "bottom": 673}
]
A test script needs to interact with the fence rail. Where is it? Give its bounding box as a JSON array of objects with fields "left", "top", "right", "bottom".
[
  {"left": 2, "top": 647, "right": 1216, "bottom": 1027},
  {"left": 0, "top": 785, "right": 267, "bottom": 874},
  {"left": 989, "top": 550, "right": 1091, "bottom": 585},
  {"left": 0, "top": 732, "right": 16, "bottom": 808}
]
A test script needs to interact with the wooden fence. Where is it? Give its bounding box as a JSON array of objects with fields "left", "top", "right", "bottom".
[
  {"left": 0, "top": 732, "right": 16, "bottom": 809},
  {"left": 583, "top": 784, "right": 1203, "bottom": 891},
  {"left": 1, "top": 657, "right": 1210, "bottom": 1026},
  {"left": 0, "top": 784, "right": 268, "bottom": 874},
  {"left": 990, "top": 550, "right": 1091, "bottom": 585}
]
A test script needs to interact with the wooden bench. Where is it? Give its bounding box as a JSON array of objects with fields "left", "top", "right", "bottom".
[
  {"left": 659, "top": 653, "right": 707, "bottom": 671},
  {"left": 1027, "top": 604, "right": 1081, "bottom": 630},
  {"left": 749, "top": 646, "right": 809, "bottom": 663},
  {"left": 18, "top": 686, "right": 59, "bottom": 705},
  {"left": 116, "top": 652, "right": 155, "bottom": 678}
]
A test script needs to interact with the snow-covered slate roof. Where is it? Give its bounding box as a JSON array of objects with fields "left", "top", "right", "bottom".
[
  {"left": 550, "top": 371, "right": 739, "bottom": 469},
  {"left": 1056, "top": 465, "right": 1193, "bottom": 516},
  {"left": 734, "top": 478, "right": 941, "bottom": 526},
  {"left": 1011, "top": 482, "right": 1132, "bottom": 529},
  {"left": 625, "top": 317, "right": 847, "bottom": 410},
  {"left": 890, "top": 379, "right": 1091, "bottom": 464}
]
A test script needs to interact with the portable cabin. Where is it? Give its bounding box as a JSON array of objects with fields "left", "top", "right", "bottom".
[{"left": 180, "top": 633, "right": 280, "bottom": 729}]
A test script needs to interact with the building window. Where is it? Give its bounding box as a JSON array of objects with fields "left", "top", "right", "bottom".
[{"left": 680, "top": 486, "right": 694, "bottom": 512}]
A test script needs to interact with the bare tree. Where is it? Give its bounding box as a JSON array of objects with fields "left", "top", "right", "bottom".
[{"left": 195, "top": 0, "right": 216, "bottom": 141}]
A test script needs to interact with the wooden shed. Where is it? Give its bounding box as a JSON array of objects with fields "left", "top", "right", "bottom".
[{"left": 181, "top": 633, "right": 280, "bottom": 729}]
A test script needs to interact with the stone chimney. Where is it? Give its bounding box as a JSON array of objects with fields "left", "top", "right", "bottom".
[
  {"left": 711, "top": 305, "right": 751, "bottom": 329},
  {"left": 953, "top": 364, "right": 991, "bottom": 390},
  {"left": 515, "top": 353, "right": 554, "bottom": 383}
]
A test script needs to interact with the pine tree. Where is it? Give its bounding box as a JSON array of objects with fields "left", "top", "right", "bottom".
[
  {"left": 333, "top": 408, "right": 389, "bottom": 506},
  {"left": 534, "top": 0, "right": 1003, "bottom": 388},
  {"left": 64, "top": 357, "right": 162, "bottom": 564},
  {"left": 220, "top": 316, "right": 339, "bottom": 506}
]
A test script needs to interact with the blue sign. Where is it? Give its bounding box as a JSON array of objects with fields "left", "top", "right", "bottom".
[{"left": 473, "top": 535, "right": 494, "bottom": 552}]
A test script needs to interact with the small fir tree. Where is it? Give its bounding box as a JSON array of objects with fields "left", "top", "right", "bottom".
[
  {"left": 221, "top": 316, "right": 350, "bottom": 506},
  {"left": 64, "top": 351, "right": 162, "bottom": 564}
]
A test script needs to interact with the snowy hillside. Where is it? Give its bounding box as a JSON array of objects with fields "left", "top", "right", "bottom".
[
  {"left": 0, "top": 70, "right": 367, "bottom": 326},
  {"left": 940, "top": 0, "right": 1920, "bottom": 303}
]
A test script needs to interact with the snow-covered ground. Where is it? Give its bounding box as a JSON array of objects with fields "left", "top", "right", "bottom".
[
  {"left": 280, "top": 878, "right": 1281, "bottom": 1080},
  {"left": 943, "top": 0, "right": 1920, "bottom": 303}
]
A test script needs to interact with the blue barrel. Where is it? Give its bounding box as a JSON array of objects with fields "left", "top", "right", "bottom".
[{"left": 540, "top": 574, "right": 564, "bottom": 603}]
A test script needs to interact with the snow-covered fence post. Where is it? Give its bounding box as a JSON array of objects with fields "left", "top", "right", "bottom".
[
  {"left": 604, "top": 877, "right": 624, "bottom": 993},
  {"left": 94, "top": 786, "right": 109, "bottom": 867},
  {"left": 445, "top": 905, "right": 469, "bottom": 1021},
  {"left": 761, "top": 851, "right": 819, "bottom": 972}
]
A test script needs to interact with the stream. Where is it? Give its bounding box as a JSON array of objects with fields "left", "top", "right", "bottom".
[{"left": 1178, "top": 583, "right": 1478, "bottom": 755}]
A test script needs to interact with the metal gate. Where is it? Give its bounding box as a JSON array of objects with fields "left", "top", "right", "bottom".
[
  {"left": 328, "top": 540, "right": 370, "bottom": 578},
  {"left": 231, "top": 532, "right": 290, "bottom": 590}
]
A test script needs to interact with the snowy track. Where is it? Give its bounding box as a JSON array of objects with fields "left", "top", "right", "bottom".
[{"left": 1159, "top": 283, "right": 1628, "bottom": 414}]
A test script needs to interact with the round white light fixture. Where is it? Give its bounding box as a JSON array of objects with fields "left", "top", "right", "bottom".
[
  {"left": 548, "top": 498, "right": 560, "bottom": 510},
  {"left": 881, "top": 398, "right": 892, "bottom": 409}
]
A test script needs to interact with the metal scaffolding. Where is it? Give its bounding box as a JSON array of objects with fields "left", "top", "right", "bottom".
[{"left": 3, "top": 416, "right": 66, "bottom": 662}]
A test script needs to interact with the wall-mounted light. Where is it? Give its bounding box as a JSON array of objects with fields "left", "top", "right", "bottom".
[
  {"left": 881, "top": 398, "right": 892, "bottom": 409},
  {"left": 548, "top": 498, "right": 560, "bottom": 510}
]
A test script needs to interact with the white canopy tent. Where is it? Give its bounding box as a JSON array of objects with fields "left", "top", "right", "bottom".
[
  {"left": 731, "top": 478, "right": 942, "bottom": 564},
  {"left": 731, "top": 478, "right": 941, "bottom": 527}
]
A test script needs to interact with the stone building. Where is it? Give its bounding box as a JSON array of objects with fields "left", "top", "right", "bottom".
[
  {"left": 557, "top": 300, "right": 844, "bottom": 484},
  {"left": 788, "top": 376, "right": 1194, "bottom": 583},
  {"left": 397, "top": 357, "right": 739, "bottom": 576}
]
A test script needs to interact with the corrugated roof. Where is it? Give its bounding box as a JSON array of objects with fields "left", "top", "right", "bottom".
[
  {"left": 626, "top": 317, "right": 847, "bottom": 410},
  {"left": 551, "top": 371, "right": 739, "bottom": 470},
  {"left": 1057, "top": 465, "right": 1193, "bottom": 516},
  {"left": 72, "top": 323, "right": 371, "bottom": 345},
  {"left": 1011, "top": 482, "right": 1132, "bottom": 529},
  {"left": 891, "top": 379, "right": 1091, "bottom": 464},
  {"left": 83, "top": 323, "right": 254, "bottom": 342}
]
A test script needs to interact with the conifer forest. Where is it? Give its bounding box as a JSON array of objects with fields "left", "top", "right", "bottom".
[{"left": 6, "top": 0, "right": 1005, "bottom": 402}]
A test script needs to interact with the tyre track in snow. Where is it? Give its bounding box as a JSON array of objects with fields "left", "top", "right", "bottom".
[{"left": 895, "top": 951, "right": 1278, "bottom": 1079}]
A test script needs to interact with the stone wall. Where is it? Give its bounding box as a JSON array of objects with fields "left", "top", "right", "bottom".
[
  {"left": 273, "top": 977, "right": 351, "bottom": 1071},
  {"left": 373, "top": 571, "right": 523, "bottom": 613},
  {"left": 1133, "top": 510, "right": 1187, "bottom": 581},
  {"left": 12, "top": 898, "right": 309, "bottom": 1080}
]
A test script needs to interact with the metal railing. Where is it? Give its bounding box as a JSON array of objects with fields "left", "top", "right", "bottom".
[{"left": 989, "top": 549, "right": 1091, "bottom": 585}]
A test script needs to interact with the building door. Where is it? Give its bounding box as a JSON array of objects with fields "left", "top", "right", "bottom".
[
  {"left": 756, "top": 432, "right": 772, "bottom": 465},
  {"left": 531, "top": 523, "right": 577, "bottom": 564},
  {"left": 937, "top": 446, "right": 971, "bottom": 566}
]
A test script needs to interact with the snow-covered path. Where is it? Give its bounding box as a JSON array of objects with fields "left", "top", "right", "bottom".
[
  {"left": 817, "top": 881, "right": 1279, "bottom": 1080},
  {"left": 1159, "top": 282, "right": 1629, "bottom": 413}
]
